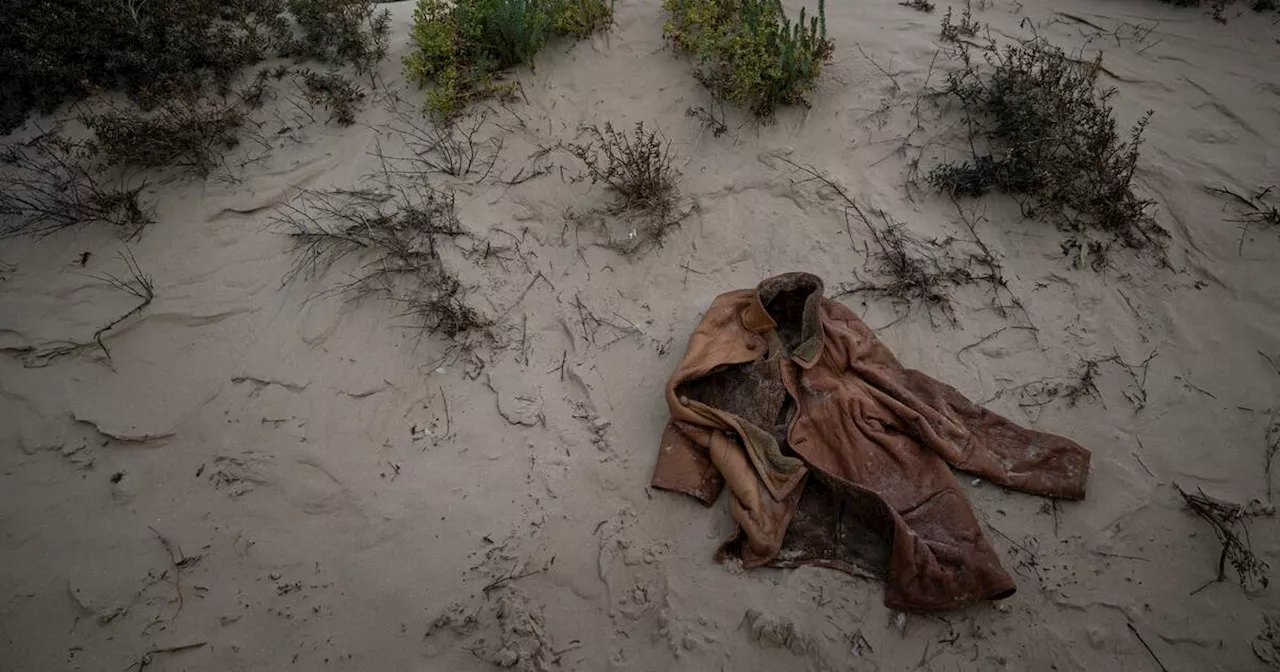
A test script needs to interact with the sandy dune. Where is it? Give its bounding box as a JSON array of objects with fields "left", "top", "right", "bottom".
[{"left": 2, "top": 0, "right": 1279, "bottom": 670}]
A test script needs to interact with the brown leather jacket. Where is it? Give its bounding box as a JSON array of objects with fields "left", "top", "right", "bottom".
[{"left": 651, "top": 273, "right": 1090, "bottom": 611}]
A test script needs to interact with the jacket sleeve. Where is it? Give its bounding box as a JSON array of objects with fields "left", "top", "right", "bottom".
[
  {"left": 898, "top": 369, "right": 1091, "bottom": 500},
  {"left": 650, "top": 421, "right": 725, "bottom": 506}
]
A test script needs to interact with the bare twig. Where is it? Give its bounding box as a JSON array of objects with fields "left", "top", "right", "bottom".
[
  {"left": 1127, "top": 623, "right": 1169, "bottom": 672},
  {"left": 1174, "top": 484, "right": 1271, "bottom": 593}
]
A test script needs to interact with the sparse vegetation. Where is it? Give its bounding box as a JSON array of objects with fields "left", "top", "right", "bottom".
[
  {"left": 385, "top": 108, "right": 504, "bottom": 180},
  {"left": 775, "top": 156, "right": 1023, "bottom": 328},
  {"left": 566, "top": 122, "right": 679, "bottom": 214},
  {"left": 404, "top": 0, "right": 614, "bottom": 120},
  {"left": 0, "top": 0, "right": 390, "bottom": 135},
  {"left": 927, "top": 38, "right": 1165, "bottom": 268},
  {"left": 0, "top": 132, "right": 152, "bottom": 239},
  {"left": 1207, "top": 184, "right": 1279, "bottom": 254},
  {"left": 286, "top": 0, "right": 392, "bottom": 73},
  {"left": 663, "top": 0, "right": 834, "bottom": 119},
  {"left": 686, "top": 105, "right": 730, "bottom": 137}
]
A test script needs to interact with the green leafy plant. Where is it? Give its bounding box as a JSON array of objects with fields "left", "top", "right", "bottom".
[
  {"left": 0, "top": 0, "right": 390, "bottom": 135},
  {"left": 405, "top": 0, "right": 613, "bottom": 120},
  {"left": 927, "top": 39, "right": 1165, "bottom": 268},
  {"left": 662, "top": 0, "right": 833, "bottom": 119}
]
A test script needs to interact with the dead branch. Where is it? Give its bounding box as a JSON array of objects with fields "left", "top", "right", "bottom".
[
  {"left": 1174, "top": 484, "right": 1272, "bottom": 594},
  {"left": 0, "top": 131, "right": 153, "bottom": 239}
]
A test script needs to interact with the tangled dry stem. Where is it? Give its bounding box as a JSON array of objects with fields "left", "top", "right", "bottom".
[
  {"left": 0, "top": 131, "right": 153, "bottom": 239},
  {"left": 775, "top": 155, "right": 1023, "bottom": 328},
  {"left": 1175, "top": 484, "right": 1272, "bottom": 594},
  {"left": 385, "top": 107, "right": 503, "bottom": 181},
  {"left": 1207, "top": 184, "right": 1279, "bottom": 254},
  {"left": 277, "top": 185, "right": 489, "bottom": 339}
]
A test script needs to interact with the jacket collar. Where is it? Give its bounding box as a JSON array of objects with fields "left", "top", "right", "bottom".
[{"left": 740, "top": 272, "right": 825, "bottom": 369}]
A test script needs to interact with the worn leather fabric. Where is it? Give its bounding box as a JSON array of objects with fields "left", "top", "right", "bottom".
[{"left": 652, "top": 272, "right": 1090, "bottom": 612}]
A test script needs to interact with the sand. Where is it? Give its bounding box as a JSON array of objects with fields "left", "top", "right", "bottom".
[{"left": 2, "top": 0, "right": 1279, "bottom": 670}]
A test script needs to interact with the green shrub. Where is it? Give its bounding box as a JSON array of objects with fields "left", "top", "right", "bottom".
[
  {"left": 662, "top": 0, "right": 833, "bottom": 119},
  {"left": 927, "top": 39, "right": 1165, "bottom": 265},
  {"left": 0, "top": 0, "right": 389, "bottom": 135},
  {"left": 405, "top": 0, "right": 613, "bottom": 120}
]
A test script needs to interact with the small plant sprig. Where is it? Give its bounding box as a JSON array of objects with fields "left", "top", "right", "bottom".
[{"left": 939, "top": 0, "right": 979, "bottom": 41}]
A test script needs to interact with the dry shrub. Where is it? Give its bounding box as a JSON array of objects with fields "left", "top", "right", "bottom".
[
  {"left": 384, "top": 108, "right": 503, "bottom": 180},
  {"left": 278, "top": 186, "right": 489, "bottom": 339},
  {"left": 84, "top": 100, "right": 247, "bottom": 176},
  {"left": 927, "top": 37, "right": 1166, "bottom": 269},
  {"left": 564, "top": 122, "right": 689, "bottom": 253},
  {"left": 0, "top": 132, "right": 152, "bottom": 239}
]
